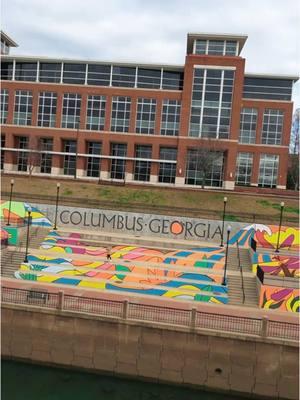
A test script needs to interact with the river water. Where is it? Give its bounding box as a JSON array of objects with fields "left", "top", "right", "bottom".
[{"left": 2, "top": 360, "right": 251, "bottom": 400}]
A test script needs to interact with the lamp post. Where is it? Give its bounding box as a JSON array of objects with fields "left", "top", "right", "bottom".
[
  {"left": 54, "top": 183, "right": 60, "bottom": 230},
  {"left": 222, "top": 225, "right": 232, "bottom": 286},
  {"left": 6, "top": 178, "right": 14, "bottom": 226},
  {"left": 220, "top": 196, "right": 228, "bottom": 247},
  {"left": 24, "top": 206, "right": 32, "bottom": 263},
  {"left": 275, "top": 202, "right": 285, "bottom": 253},
  {"left": 74, "top": 118, "right": 80, "bottom": 179}
]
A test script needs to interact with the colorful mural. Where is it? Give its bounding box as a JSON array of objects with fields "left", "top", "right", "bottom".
[
  {"left": 252, "top": 253, "right": 300, "bottom": 277},
  {"left": 230, "top": 224, "right": 300, "bottom": 251},
  {"left": 259, "top": 285, "right": 299, "bottom": 313},
  {"left": 0, "top": 201, "right": 51, "bottom": 227}
]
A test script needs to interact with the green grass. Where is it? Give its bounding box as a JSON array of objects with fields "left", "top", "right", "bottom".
[
  {"left": 271, "top": 203, "right": 299, "bottom": 214},
  {"left": 62, "top": 189, "right": 73, "bottom": 196},
  {"left": 225, "top": 214, "right": 241, "bottom": 222}
]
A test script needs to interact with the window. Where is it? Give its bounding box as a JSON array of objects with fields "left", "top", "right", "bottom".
[
  {"left": 110, "top": 143, "right": 127, "bottom": 179},
  {"left": 194, "top": 40, "right": 238, "bottom": 56},
  {"left": 185, "top": 149, "right": 224, "bottom": 187},
  {"left": 1, "top": 135, "right": 5, "bottom": 170},
  {"left": 86, "top": 95, "right": 106, "bottom": 131},
  {"left": 38, "top": 92, "right": 57, "bottom": 127},
  {"left": 40, "top": 138, "right": 53, "bottom": 174},
  {"left": 136, "top": 98, "right": 156, "bottom": 134},
  {"left": 239, "top": 108, "right": 257, "bottom": 144},
  {"left": 189, "top": 68, "right": 234, "bottom": 139},
  {"left": 63, "top": 63, "right": 86, "bottom": 85},
  {"left": 1, "top": 62, "right": 13, "bottom": 80},
  {"left": 261, "top": 109, "right": 283, "bottom": 145},
  {"left": 161, "top": 100, "right": 181, "bottom": 136},
  {"left": 112, "top": 66, "right": 136, "bottom": 88},
  {"left": 61, "top": 93, "right": 81, "bottom": 129},
  {"left": 111, "top": 96, "right": 131, "bottom": 133},
  {"left": 258, "top": 154, "right": 279, "bottom": 188},
  {"left": 1, "top": 89, "right": 9, "bottom": 124},
  {"left": 235, "top": 153, "right": 253, "bottom": 186},
  {"left": 14, "top": 90, "right": 32, "bottom": 126},
  {"left": 17, "top": 136, "right": 29, "bottom": 171},
  {"left": 162, "top": 70, "right": 183, "bottom": 90},
  {"left": 158, "top": 147, "right": 177, "bottom": 183},
  {"left": 243, "top": 77, "right": 293, "bottom": 101},
  {"left": 134, "top": 145, "right": 152, "bottom": 182},
  {"left": 63, "top": 140, "right": 77, "bottom": 176},
  {"left": 39, "top": 63, "right": 61, "bottom": 83},
  {"left": 15, "top": 62, "right": 37, "bottom": 81},
  {"left": 137, "top": 68, "right": 161, "bottom": 89},
  {"left": 87, "top": 64, "right": 111, "bottom": 86},
  {"left": 87, "top": 142, "right": 101, "bottom": 177}
]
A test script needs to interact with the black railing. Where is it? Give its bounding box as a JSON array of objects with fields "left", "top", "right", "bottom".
[{"left": 236, "top": 240, "right": 245, "bottom": 304}]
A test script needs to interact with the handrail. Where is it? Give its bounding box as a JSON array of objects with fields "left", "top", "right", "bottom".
[{"left": 236, "top": 239, "right": 245, "bottom": 304}]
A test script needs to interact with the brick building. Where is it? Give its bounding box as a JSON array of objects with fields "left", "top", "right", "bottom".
[{"left": 0, "top": 32, "right": 298, "bottom": 190}]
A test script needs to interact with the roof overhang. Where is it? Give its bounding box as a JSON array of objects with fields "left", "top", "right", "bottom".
[
  {"left": 187, "top": 32, "right": 248, "bottom": 55},
  {"left": 1, "top": 31, "right": 18, "bottom": 47},
  {"left": 245, "top": 73, "right": 299, "bottom": 82}
]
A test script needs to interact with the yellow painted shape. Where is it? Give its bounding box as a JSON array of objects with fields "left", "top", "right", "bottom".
[
  {"left": 37, "top": 275, "right": 57, "bottom": 283},
  {"left": 78, "top": 280, "right": 106, "bottom": 289}
]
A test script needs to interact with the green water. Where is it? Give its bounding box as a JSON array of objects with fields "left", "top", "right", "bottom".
[{"left": 2, "top": 360, "right": 247, "bottom": 400}]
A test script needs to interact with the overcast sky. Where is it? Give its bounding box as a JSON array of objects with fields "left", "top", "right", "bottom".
[{"left": 2, "top": 0, "right": 300, "bottom": 108}]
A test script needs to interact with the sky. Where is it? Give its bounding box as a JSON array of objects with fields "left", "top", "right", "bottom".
[{"left": 2, "top": 0, "right": 300, "bottom": 109}]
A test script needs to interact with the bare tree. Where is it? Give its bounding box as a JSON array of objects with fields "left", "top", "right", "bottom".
[
  {"left": 189, "top": 140, "right": 223, "bottom": 188},
  {"left": 287, "top": 154, "right": 299, "bottom": 191},
  {"left": 27, "top": 136, "right": 41, "bottom": 177}
]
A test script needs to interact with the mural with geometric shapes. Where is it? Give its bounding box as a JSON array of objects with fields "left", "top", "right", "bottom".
[
  {"left": 0, "top": 201, "right": 52, "bottom": 227},
  {"left": 252, "top": 253, "right": 300, "bottom": 277},
  {"left": 259, "top": 285, "right": 299, "bottom": 313}
]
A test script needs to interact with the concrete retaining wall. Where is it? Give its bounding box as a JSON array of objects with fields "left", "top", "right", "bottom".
[{"left": 2, "top": 304, "right": 298, "bottom": 400}]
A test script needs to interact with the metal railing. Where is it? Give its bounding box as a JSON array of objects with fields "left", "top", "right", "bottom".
[
  {"left": 1, "top": 285, "right": 298, "bottom": 342},
  {"left": 236, "top": 240, "right": 245, "bottom": 304}
]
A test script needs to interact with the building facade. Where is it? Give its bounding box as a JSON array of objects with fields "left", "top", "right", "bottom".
[{"left": 0, "top": 33, "right": 298, "bottom": 190}]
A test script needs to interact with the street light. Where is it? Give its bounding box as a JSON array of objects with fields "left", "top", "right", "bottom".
[
  {"left": 24, "top": 206, "right": 32, "bottom": 263},
  {"left": 275, "top": 202, "right": 285, "bottom": 253},
  {"left": 222, "top": 225, "right": 232, "bottom": 286},
  {"left": 54, "top": 183, "right": 60, "bottom": 230},
  {"left": 74, "top": 118, "right": 80, "bottom": 179},
  {"left": 220, "top": 196, "right": 228, "bottom": 247},
  {"left": 6, "top": 178, "right": 14, "bottom": 226}
]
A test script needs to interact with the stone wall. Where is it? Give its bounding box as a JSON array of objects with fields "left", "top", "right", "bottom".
[{"left": 2, "top": 304, "right": 298, "bottom": 400}]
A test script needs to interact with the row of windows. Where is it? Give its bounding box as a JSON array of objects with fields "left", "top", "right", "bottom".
[
  {"left": 235, "top": 152, "right": 279, "bottom": 188},
  {"left": 1, "top": 89, "right": 182, "bottom": 136},
  {"left": 1, "top": 61, "right": 183, "bottom": 91},
  {"left": 239, "top": 107, "right": 284, "bottom": 145},
  {"left": 243, "top": 77, "right": 293, "bottom": 101},
  {"left": 194, "top": 40, "right": 238, "bottom": 56}
]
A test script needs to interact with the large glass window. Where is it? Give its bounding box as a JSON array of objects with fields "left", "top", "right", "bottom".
[
  {"left": 136, "top": 98, "right": 156, "bottom": 134},
  {"left": 38, "top": 92, "right": 57, "bottom": 127},
  {"left": 40, "top": 138, "right": 53, "bottom": 174},
  {"left": 162, "top": 70, "right": 183, "bottom": 90},
  {"left": 112, "top": 66, "right": 136, "bottom": 88},
  {"left": 160, "top": 100, "right": 181, "bottom": 136},
  {"left": 258, "top": 154, "right": 279, "bottom": 188},
  {"left": 39, "top": 63, "right": 61, "bottom": 83},
  {"left": 137, "top": 68, "right": 161, "bottom": 89},
  {"left": 1, "top": 62, "right": 13, "bottom": 80},
  {"left": 87, "top": 64, "right": 111, "bottom": 86},
  {"left": 63, "top": 140, "right": 77, "bottom": 176},
  {"left": 14, "top": 90, "right": 32, "bottom": 126},
  {"left": 17, "top": 136, "right": 29, "bottom": 172},
  {"left": 111, "top": 96, "right": 131, "bottom": 133},
  {"left": 61, "top": 93, "right": 81, "bottom": 129},
  {"left": 194, "top": 40, "right": 238, "bottom": 56},
  {"left": 15, "top": 62, "right": 37, "bottom": 81},
  {"left": 110, "top": 143, "right": 127, "bottom": 180},
  {"left": 158, "top": 147, "right": 177, "bottom": 183},
  {"left": 87, "top": 142, "right": 101, "bottom": 177},
  {"left": 239, "top": 108, "right": 257, "bottom": 144},
  {"left": 1, "top": 89, "right": 9, "bottom": 124},
  {"left": 235, "top": 153, "right": 253, "bottom": 186},
  {"left": 261, "top": 109, "right": 283, "bottom": 145},
  {"left": 185, "top": 149, "right": 224, "bottom": 187},
  {"left": 243, "top": 77, "right": 293, "bottom": 101},
  {"left": 134, "top": 145, "right": 152, "bottom": 182},
  {"left": 1, "top": 135, "right": 5, "bottom": 170},
  {"left": 63, "top": 63, "right": 86, "bottom": 85},
  {"left": 189, "top": 68, "right": 234, "bottom": 139},
  {"left": 86, "top": 95, "right": 106, "bottom": 131}
]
